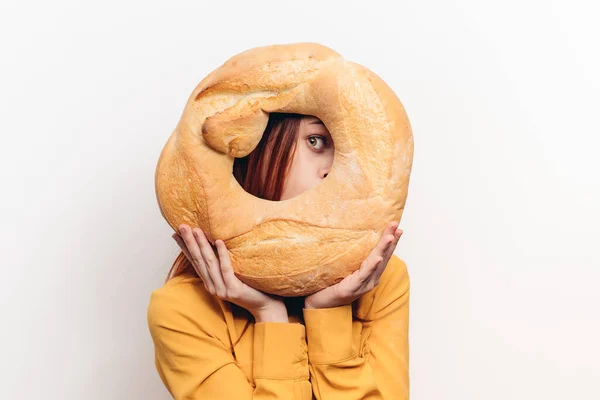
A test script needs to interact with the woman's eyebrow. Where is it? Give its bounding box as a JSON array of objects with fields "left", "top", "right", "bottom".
[{"left": 309, "top": 120, "right": 324, "bottom": 125}]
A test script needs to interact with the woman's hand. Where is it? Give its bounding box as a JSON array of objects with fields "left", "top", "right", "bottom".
[
  {"left": 304, "top": 221, "right": 403, "bottom": 310},
  {"left": 173, "top": 224, "right": 288, "bottom": 323}
]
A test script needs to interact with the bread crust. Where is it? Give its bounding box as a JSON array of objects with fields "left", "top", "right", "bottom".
[{"left": 155, "top": 42, "right": 414, "bottom": 296}]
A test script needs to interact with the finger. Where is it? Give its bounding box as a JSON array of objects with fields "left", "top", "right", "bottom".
[
  {"left": 178, "top": 225, "right": 215, "bottom": 292},
  {"left": 389, "top": 227, "right": 403, "bottom": 257},
  {"left": 376, "top": 221, "right": 402, "bottom": 255},
  {"left": 371, "top": 232, "right": 396, "bottom": 264},
  {"left": 180, "top": 226, "right": 215, "bottom": 292},
  {"left": 381, "top": 221, "right": 401, "bottom": 248},
  {"left": 370, "top": 255, "right": 391, "bottom": 286},
  {"left": 174, "top": 232, "right": 214, "bottom": 291},
  {"left": 385, "top": 221, "right": 399, "bottom": 237},
  {"left": 172, "top": 233, "right": 193, "bottom": 264},
  {"left": 367, "top": 258, "right": 385, "bottom": 286},
  {"left": 383, "top": 228, "right": 403, "bottom": 258},
  {"left": 377, "top": 225, "right": 403, "bottom": 264},
  {"left": 215, "top": 239, "right": 239, "bottom": 288},
  {"left": 374, "top": 221, "right": 398, "bottom": 252},
  {"left": 346, "top": 257, "right": 382, "bottom": 296},
  {"left": 176, "top": 235, "right": 214, "bottom": 292},
  {"left": 361, "top": 224, "right": 401, "bottom": 279},
  {"left": 356, "top": 255, "right": 383, "bottom": 283},
  {"left": 373, "top": 227, "right": 404, "bottom": 281},
  {"left": 193, "top": 228, "right": 227, "bottom": 296}
]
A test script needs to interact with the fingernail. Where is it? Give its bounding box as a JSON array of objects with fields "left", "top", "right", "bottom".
[{"left": 179, "top": 226, "right": 186, "bottom": 234}]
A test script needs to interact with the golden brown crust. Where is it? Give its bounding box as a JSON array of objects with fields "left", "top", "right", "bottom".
[{"left": 155, "top": 42, "right": 414, "bottom": 296}]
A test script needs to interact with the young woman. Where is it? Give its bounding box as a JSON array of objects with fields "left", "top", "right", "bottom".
[{"left": 147, "top": 113, "right": 410, "bottom": 399}]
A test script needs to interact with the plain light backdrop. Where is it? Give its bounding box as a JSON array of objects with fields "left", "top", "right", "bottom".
[{"left": 1, "top": 1, "right": 598, "bottom": 399}]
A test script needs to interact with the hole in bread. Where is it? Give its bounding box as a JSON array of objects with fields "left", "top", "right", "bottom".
[{"left": 232, "top": 112, "right": 335, "bottom": 202}]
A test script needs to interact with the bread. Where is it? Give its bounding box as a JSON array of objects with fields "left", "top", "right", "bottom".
[{"left": 155, "top": 42, "right": 414, "bottom": 296}]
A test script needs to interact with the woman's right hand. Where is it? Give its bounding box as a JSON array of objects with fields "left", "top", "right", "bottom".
[{"left": 173, "top": 224, "right": 289, "bottom": 323}]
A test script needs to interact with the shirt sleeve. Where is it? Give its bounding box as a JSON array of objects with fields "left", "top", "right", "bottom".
[
  {"left": 147, "top": 287, "right": 312, "bottom": 399},
  {"left": 302, "top": 256, "right": 411, "bottom": 399}
]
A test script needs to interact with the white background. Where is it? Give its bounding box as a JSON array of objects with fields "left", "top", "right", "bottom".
[{"left": 1, "top": 1, "right": 598, "bottom": 399}]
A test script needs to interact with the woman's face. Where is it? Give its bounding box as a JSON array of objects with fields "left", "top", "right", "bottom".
[{"left": 280, "top": 116, "right": 335, "bottom": 201}]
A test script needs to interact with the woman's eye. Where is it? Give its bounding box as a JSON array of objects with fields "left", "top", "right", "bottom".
[{"left": 308, "top": 136, "right": 326, "bottom": 151}]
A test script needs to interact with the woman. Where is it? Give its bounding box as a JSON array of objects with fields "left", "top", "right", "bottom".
[{"left": 147, "top": 113, "right": 410, "bottom": 399}]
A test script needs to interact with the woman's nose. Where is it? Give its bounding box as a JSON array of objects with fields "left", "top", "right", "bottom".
[{"left": 320, "top": 161, "right": 332, "bottom": 179}]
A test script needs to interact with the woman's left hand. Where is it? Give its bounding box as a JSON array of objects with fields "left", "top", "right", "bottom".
[{"left": 304, "top": 221, "right": 404, "bottom": 310}]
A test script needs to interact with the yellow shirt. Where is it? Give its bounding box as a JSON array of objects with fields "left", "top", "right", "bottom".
[{"left": 147, "top": 253, "right": 410, "bottom": 399}]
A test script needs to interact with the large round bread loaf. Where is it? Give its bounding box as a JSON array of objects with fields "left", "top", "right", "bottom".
[{"left": 155, "top": 42, "right": 414, "bottom": 296}]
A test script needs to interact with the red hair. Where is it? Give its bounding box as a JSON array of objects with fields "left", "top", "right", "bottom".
[{"left": 165, "top": 113, "right": 303, "bottom": 281}]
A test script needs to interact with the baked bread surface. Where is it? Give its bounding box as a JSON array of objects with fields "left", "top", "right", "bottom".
[{"left": 155, "top": 42, "right": 414, "bottom": 296}]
